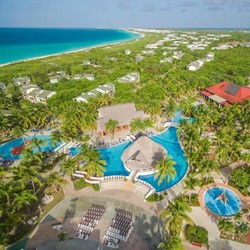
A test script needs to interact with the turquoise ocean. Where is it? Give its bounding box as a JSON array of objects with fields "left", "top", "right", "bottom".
[{"left": 0, "top": 28, "right": 140, "bottom": 65}]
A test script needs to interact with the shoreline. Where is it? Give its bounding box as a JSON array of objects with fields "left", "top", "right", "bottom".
[{"left": 0, "top": 29, "right": 144, "bottom": 68}]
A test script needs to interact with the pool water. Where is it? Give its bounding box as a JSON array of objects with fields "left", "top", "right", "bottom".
[
  {"left": 70, "top": 127, "right": 188, "bottom": 192},
  {"left": 0, "top": 135, "right": 62, "bottom": 160},
  {"left": 138, "top": 128, "right": 188, "bottom": 192},
  {"left": 204, "top": 187, "right": 241, "bottom": 216}
]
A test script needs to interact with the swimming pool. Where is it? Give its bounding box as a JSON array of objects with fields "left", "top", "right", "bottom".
[
  {"left": 204, "top": 187, "right": 241, "bottom": 216},
  {"left": 70, "top": 127, "right": 188, "bottom": 192},
  {"left": 0, "top": 135, "right": 62, "bottom": 160},
  {"left": 138, "top": 128, "right": 188, "bottom": 192}
]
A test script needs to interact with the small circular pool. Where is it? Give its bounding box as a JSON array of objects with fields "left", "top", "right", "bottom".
[{"left": 204, "top": 186, "right": 241, "bottom": 217}]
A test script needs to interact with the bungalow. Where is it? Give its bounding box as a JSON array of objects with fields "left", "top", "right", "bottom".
[
  {"left": 13, "top": 76, "right": 31, "bottom": 86},
  {"left": 96, "top": 103, "right": 147, "bottom": 136},
  {"left": 135, "top": 54, "right": 144, "bottom": 63},
  {"left": 20, "top": 84, "right": 56, "bottom": 104},
  {"left": 125, "top": 49, "right": 131, "bottom": 55},
  {"left": 141, "top": 50, "right": 155, "bottom": 55},
  {"left": 82, "top": 74, "right": 95, "bottom": 81},
  {"left": 73, "top": 74, "right": 83, "bottom": 80},
  {"left": 200, "top": 81, "right": 250, "bottom": 107},
  {"left": 82, "top": 60, "right": 91, "bottom": 65},
  {"left": 118, "top": 72, "right": 140, "bottom": 83},
  {"left": 160, "top": 57, "right": 173, "bottom": 63},
  {"left": 173, "top": 51, "right": 184, "bottom": 60},
  {"left": 36, "top": 90, "right": 56, "bottom": 104},
  {"left": 187, "top": 60, "right": 204, "bottom": 71},
  {"left": 49, "top": 75, "right": 61, "bottom": 84},
  {"left": 74, "top": 83, "right": 115, "bottom": 103},
  {"left": 0, "top": 82, "right": 6, "bottom": 91}
]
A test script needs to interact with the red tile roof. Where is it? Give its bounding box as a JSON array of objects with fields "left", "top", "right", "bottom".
[
  {"left": 205, "top": 81, "right": 250, "bottom": 104},
  {"left": 201, "top": 90, "right": 212, "bottom": 97}
]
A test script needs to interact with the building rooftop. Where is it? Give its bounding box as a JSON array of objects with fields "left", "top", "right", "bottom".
[{"left": 121, "top": 136, "right": 166, "bottom": 171}]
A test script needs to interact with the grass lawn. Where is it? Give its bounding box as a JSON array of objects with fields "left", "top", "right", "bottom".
[
  {"left": 73, "top": 178, "right": 100, "bottom": 191},
  {"left": 146, "top": 193, "right": 164, "bottom": 202}
]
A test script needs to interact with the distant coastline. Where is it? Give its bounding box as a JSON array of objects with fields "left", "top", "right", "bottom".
[{"left": 0, "top": 28, "right": 142, "bottom": 67}]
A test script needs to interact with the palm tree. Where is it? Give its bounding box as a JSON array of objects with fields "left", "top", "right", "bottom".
[
  {"left": 58, "top": 231, "right": 67, "bottom": 241},
  {"left": 143, "top": 118, "right": 154, "bottom": 132},
  {"left": 82, "top": 148, "right": 106, "bottom": 178},
  {"left": 130, "top": 118, "right": 145, "bottom": 133},
  {"left": 13, "top": 189, "right": 38, "bottom": 213},
  {"left": 162, "top": 98, "right": 177, "bottom": 120},
  {"left": 46, "top": 172, "right": 66, "bottom": 193},
  {"left": 30, "top": 137, "right": 44, "bottom": 153},
  {"left": 184, "top": 175, "right": 201, "bottom": 202},
  {"left": 105, "top": 119, "right": 119, "bottom": 137},
  {"left": 162, "top": 198, "right": 193, "bottom": 236},
  {"left": 51, "top": 130, "right": 63, "bottom": 147},
  {"left": 199, "top": 159, "right": 220, "bottom": 182},
  {"left": 12, "top": 164, "right": 42, "bottom": 193},
  {"left": 158, "top": 236, "right": 184, "bottom": 250},
  {"left": 154, "top": 156, "right": 177, "bottom": 185},
  {"left": 61, "top": 158, "right": 78, "bottom": 178}
]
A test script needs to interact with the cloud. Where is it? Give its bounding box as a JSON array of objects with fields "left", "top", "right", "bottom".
[
  {"left": 141, "top": 4, "right": 155, "bottom": 12},
  {"left": 117, "top": 0, "right": 131, "bottom": 9},
  {"left": 159, "top": 3, "right": 172, "bottom": 11},
  {"left": 179, "top": 1, "right": 198, "bottom": 8},
  {"left": 203, "top": 0, "right": 250, "bottom": 11}
]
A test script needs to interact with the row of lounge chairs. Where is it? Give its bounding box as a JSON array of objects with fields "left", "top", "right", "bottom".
[
  {"left": 103, "top": 209, "right": 133, "bottom": 249},
  {"left": 0, "top": 159, "right": 14, "bottom": 166},
  {"left": 137, "top": 179, "right": 153, "bottom": 189},
  {"left": 104, "top": 176, "right": 124, "bottom": 181},
  {"left": 75, "top": 204, "right": 106, "bottom": 240}
]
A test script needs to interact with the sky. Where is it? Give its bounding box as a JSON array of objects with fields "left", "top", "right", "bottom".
[{"left": 0, "top": 0, "right": 250, "bottom": 29}]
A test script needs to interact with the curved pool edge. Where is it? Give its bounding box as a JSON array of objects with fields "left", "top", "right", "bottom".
[{"left": 198, "top": 183, "right": 245, "bottom": 218}]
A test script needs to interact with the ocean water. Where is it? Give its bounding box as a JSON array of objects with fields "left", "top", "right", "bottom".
[{"left": 0, "top": 28, "right": 140, "bottom": 65}]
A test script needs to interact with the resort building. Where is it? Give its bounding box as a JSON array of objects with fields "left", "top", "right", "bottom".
[
  {"left": 96, "top": 103, "right": 147, "bottom": 136},
  {"left": 160, "top": 57, "right": 173, "bottom": 63},
  {"left": 135, "top": 54, "right": 144, "bottom": 63},
  {"left": 74, "top": 83, "right": 115, "bottom": 103},
  {"left": 49, "top": 71, "right": 70, "bottom": 83},
  {"left": 125, "top": 49, "right": 131, "bottom": 55},
  {"left": 117, "top": 72, "right": 140, "bottom": 83},
  {"left": 187, "top": 60, "right": 204, "bottom": 71},
  {"left": 20, "top": 84, "right": 56, "bottom": 104},
  {"left": 200, "top": 81, "right": 250, "bottom": 107},
  {"left": 0, "top": 82, "right": 6, "bottom": 91},
  {"left": 82, "top": 74, "right": 95, "bottom": 81},
  {"left": 121, "top": 135, "right": 166, "bottom": 173},
  {"left": 13, "top": 76, "right": 31, "bottom": 86}
]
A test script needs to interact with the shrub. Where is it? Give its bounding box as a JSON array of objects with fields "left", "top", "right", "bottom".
[
  {"left": 146, "top": 193, "right": 164, "bottom": 202},
  {"left": 186, "top": 225, "right": 208, "bottom": 245}
]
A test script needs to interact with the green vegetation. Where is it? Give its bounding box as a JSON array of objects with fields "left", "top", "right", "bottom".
[
  {"left": 146, "top": 193, "right": 164, "bottom": 202},
  {"left": 157, "top": 236, "right": 184, "bottom": 250},
  {"left": 73, "top": 177, "right": 100, "bottom": 191},
  {"left": 182, "top": 194, "right": 200, "bottom": 206},
  {"left": 185, "top": 225, "right": 208, "bottom": 245},
  {"left": 0, "top": 30, "right": 250, "bottom": 248},
  {"left": 230, "top": 166, "right": 250, "bottom": 195},
  {"left": 154, "top": 156, "right": 177, "bottom": 185}
]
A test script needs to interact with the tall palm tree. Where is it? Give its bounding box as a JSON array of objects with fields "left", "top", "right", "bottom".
[
  {"left": 154, "top": 156, "right": 177, "bottom": 185},
  {"left": 61, "top": 158, "right": 78, "bottom": 178},
  {"left": 46, "top": 172, "right": 67, "bottom": 192},
  {"left": 51, "top": 130, "right": 63, "bottom": 147},
  {"left": 105, "top": 119, "right": 119, "bottom": 137},
  {"left": 82, "top": 148, "right": 106, "bottom": 178},
  {"left": 130, "top": 118, "right": 145, "bottom": 133},
  {"left": 13, "top": 190, "right": 38, "bottom": 213},
  {"left": 143, "top": 118, "right": 154, "bottom": 132},
  {"left": 199, "top": 159, "right": 220, "bottom": 182},
  {"left": 162, "top": 198, "right": 193, "bottom": 236},
  {"left": 161, "top": 98, "right": 177, "bottom": 120},
  {"left": 184, "top": 175, "right": 201, "bottom": 202},
  {"left": 12, "top": 164, "right": 42, "bottom": 193},
  {"left": 158, "top": 236, "right": 184, "bottom": 250},
  {"left": 30, "top": 137, "right": 45, "bottom": 153}
]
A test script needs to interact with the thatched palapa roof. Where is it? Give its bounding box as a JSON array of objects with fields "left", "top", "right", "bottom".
[{"left": 121, "top": 136, "right": 167, "bottom": 171}]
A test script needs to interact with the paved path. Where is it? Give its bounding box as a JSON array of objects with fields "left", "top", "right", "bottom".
[{"left": 26, "top": 196, "right": 165, "bottom": 250}]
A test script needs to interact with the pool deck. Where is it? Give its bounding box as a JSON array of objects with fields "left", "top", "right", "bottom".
[{"left": 198, "top": 183, "right": 250, "bottom": 219}]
